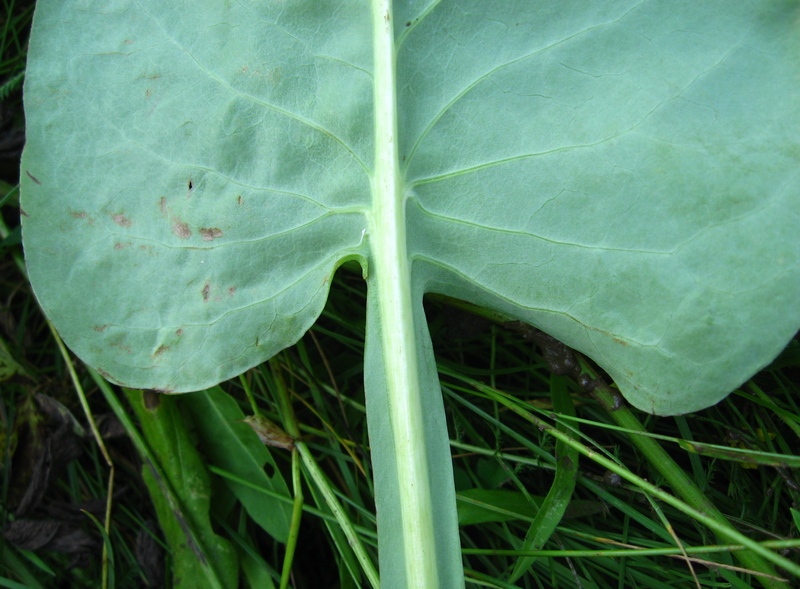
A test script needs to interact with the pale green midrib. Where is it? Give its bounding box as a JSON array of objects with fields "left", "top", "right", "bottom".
[{"left": 370, "top": 1, "right": 439, "bottom": 588}]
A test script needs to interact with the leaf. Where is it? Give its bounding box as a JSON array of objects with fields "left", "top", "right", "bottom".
[
  {"left": 177, "top": 387, "right": 293, "bottom": 543},
  {"left": 9, "top": 395, "right": 83, "bottom": 518},
  {"left": 792, "top": 508, "right": 800, "bottom": 536},
  {"left": 0, "top": 336, "right": 27, "bottom": 381},
  {"left": 456, "top": 489, "right": 604, "bottom": 527},
  {"left": 125, "top": 390, "right": 238, "bottom": 589},
  {"left": 510, "top": 377, "right": 578, "bottom": 582},
  {"left": 20, "top": 2, "right": 800, "bottom": 588}
]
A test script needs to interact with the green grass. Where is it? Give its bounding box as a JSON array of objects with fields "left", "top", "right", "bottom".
[{"left": 1, "top": 5, "right": 800, "bottom": 586}]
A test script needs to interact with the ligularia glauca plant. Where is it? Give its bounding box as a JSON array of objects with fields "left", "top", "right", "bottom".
[{"left": 20, "top": 1, "right": 800, "bottom": 587}]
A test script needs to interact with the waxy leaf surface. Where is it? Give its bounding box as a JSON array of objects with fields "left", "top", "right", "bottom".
[
  {"left": 21, "top": 2, "right": 800, "bottom": 587},
  {"left": 22, "top": 1, "right": 800, "bottom": 413}
]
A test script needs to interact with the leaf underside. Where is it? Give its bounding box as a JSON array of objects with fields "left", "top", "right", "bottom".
[
  {"left": 20, "top": 2, "right": 800, "bottom": 587},
  {"left": 22, "top": 1, "right": 800, "bottom": 416}
]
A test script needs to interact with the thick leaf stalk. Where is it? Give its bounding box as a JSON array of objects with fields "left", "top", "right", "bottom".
[{"left": 364, "top": 1, "right": 463, "bottom": 587}]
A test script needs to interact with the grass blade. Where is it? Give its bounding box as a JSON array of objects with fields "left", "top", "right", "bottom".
[{"left": 509, "top": 376, "right": 578, "bottom": 582}]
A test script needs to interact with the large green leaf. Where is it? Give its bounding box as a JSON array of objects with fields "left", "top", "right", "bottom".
[
  {"left": 178, "top": 387, "right": 293, "bottom": 544},
  {"left": 125, "top": 390, "right": 239, "bottom": 589},
  {"left": 21, "top": 1, "right": 800, "bottom": 587}
]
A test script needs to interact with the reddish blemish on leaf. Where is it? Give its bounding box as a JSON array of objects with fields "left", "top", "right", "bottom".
[
  {"left": 243, "top": 415, "right": 295, "bottom": 450},
  {"left": 143, "top": 391, "right": 161, "bottom": 409},
  {"left": 69, "top": 211, "right": 94, "bottom": 225},
  {"left": 202, "top": 282, "right": 210, "bottom": 302},
  {"left": 112, "top": 213, "right": 132, "bottom": 227},
  {"left": 109, "top": 341, "right": 133, "bottom": 354},
  {"left": 200, "top": 227, "right": 223, "bottom": 241},
  {"left": 171, "top": 219, "right": 191, "bottom": 239}
]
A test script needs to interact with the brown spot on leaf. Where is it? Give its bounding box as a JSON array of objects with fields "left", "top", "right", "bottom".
[
  {"left": 612, "top": 337, "right": 629, "bottom": 347},
  {"left": 112, "top": 214, "right": 131, "bottom": 227},
  {"left": 243, "top": 415, "right": 295, "bottom": 450},
  {"left": 159, "top": 197, "right": 167, "bottom": 216},
  {"left": 153, "top": 345, "right": 169, "bottom": 358},
  {"left": 93, "top": 325, "right": 109, "bottom": 332},
  {"left": 171, "top": 220, "right": 191, "bottom": 239},
  {"left": 175, "top": 328, "right": 183, "bottom": 336},
  {"left": 202, "top": 282, "right": 210, "bottom": 302},
  {"left": 228, "top": 287, "right": 236, "bottom": 296},
  {"left": 108, "top": 334, "right": 133, "bottom": 354},
  {"left": 609, "top": 392, "right": 625, "bottom": 411},
  {"left": 109, "top": 342, "right": 133, "bottom": 354},
  {"left": 199, "top": 227, "right": 223, "bottom": 241},
  {"left": 70, "top": 211, "right": 94, "bottom": 225},
  {"left": 143, "top": 392, "right": 161, "bottom": 410},
  {"left": 237, "top": 195, "right": 243, "bottom": 205},
  {"left": 25, "top": 170, "right": 41, "bottom": 185}
]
